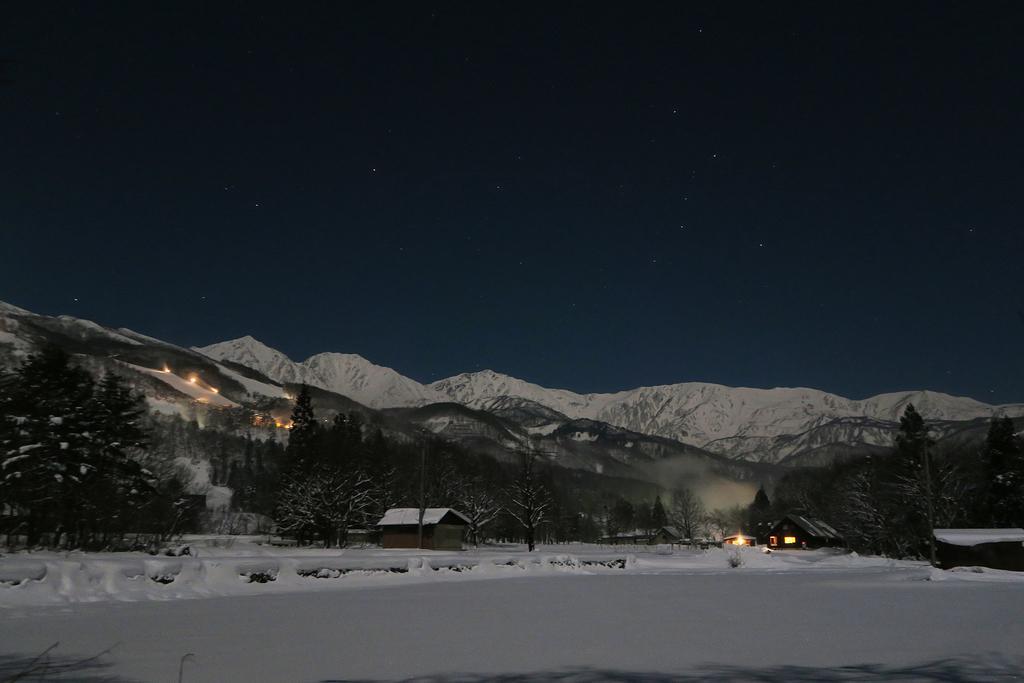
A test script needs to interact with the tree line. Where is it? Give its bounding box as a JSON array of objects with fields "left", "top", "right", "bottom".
[
  {"left": 0, "top": 348, "right": 193, "bottom": 549},
  {"left": 765, "top": 405, "right": 1023, "bottom": 559}
]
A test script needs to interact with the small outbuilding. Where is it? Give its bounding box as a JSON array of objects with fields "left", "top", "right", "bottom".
[
  {"left": 767, "top": 514, "right": 843, "bottom": 550},
  {"left": 934, "top": 528, "right": 1024, "bottom": 572},
  {"left": 377, "top": 508, "right": 470, "bottom": 550},
  {"left": 723, "top": 532, "right": 756, "bottom": 547}
]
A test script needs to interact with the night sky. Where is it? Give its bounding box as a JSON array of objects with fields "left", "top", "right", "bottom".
[{"left": 2, "top": 3, "right": 1022, "bottom": 403}]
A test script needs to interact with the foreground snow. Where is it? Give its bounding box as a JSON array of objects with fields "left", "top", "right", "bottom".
[
  {"left": 2, "top": 543, "right": 1023, "bottom": 681},
  {"left": 0, "top": 540, "right": 917, "bottom": 607}
]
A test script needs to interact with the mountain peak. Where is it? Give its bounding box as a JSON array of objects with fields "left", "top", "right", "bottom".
[{"left": 0, "top": 300, "right": 32, "bottom": 316}]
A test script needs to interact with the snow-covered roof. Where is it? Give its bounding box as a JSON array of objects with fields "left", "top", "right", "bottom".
[
  {"left": 782, "top": 515, "right": 842, "bottom": 540},
  {"left": 377, "top": 508, "right": 470, "bottom": 527},
  {"left": 934, "top": 528, "right": 1024, "bottom": 546}
]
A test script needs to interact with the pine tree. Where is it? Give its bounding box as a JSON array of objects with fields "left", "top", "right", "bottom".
[
  {"left": 651, "top": 495, "right": 668, "bottom": 529},
  {"left": 751, "top": 485, "right": 770, "bottom": 512},
  {"left": 634, "top": 502, "right": 651, "bottom": 533},
  {"left": 81, "top": 373, "right": 153, "bottom": 546},
  {"left": 984, "top": 416, "right": 1023, "bottom": 526},
  {"left": 0, "top": 347, "right": 94, "bottom": 547},
  {"left": 894, "top": 404, "right": 937, "bottom": 565},
  {"left": 283, "top": 385, "right": 320, "bottom": 473}
]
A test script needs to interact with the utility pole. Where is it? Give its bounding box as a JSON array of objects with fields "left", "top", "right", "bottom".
[{"left": 417, "top": 443, "right": 426, "bottom": 549}]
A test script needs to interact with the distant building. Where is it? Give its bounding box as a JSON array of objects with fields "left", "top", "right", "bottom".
[
  {"left": 767, "top": 515, "right": 843, "bottom": 549},
  {"left": 602, "top": 526, "right": 682, "bottom": 546},
  {"left": 377, "top": 508, "right": 469, "bottom": 550},
  {"left": 934, "top": 529, "right": 1024, "bottom": 572},
  {"left": 723, "top": 532, "right": 756, "bottom": 547}
]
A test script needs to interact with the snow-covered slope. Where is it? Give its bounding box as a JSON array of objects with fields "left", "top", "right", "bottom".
[
  {"left": 128, "top": 363, "right": 240, "bottom": 408},
  {"left": 195, "top": 337, "right": 446, "bottom": 409}
]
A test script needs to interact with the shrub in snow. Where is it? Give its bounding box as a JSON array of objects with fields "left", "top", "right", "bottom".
[
  {"left": 727, "top": 550, "right": 744, "bottom": 568},
  {"left": 241, "top": 569, "right": 278, "bottom": 583}
]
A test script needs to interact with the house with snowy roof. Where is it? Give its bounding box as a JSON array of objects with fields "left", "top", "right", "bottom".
[
  {"left": 934, "top": 528, "right": 1024, "bottom": 572},
  {"left": 376, "top": 508, "right": 470, "bottom": 550},
  {"left": 767, "top": 514, "right": 844, "bottom": 550}
]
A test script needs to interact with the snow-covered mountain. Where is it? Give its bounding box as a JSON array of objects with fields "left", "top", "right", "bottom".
[
  {"left": 431, "top": 371, "right": 1023, "bottom": 462},
  {"left": 3, "top": 300, "right": 1020, "bottom": 467},
  {"left": 196, "top": 336, "right": 1024, "bottom": 465},
  {"left": 195, "top": 336, "right": 446, "bottom": 409}
]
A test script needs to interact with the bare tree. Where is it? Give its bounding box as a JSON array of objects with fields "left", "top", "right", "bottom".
[
  {"left": 836, "top": 467, "right": 889, "bottom": 555},
  {"left": 669, "top": 486, "right": 706, "bottom": 542},
  {"left": 505, "top": 451, "right": 550, "bottom": 552},
  {"left": 454, "top": 477, "right": 500, "bottom": 546},
  {"left": 706, "top": 505, "right": 746, "bottom": 540},
  {"left": 275, "top": 468, "right": 375, "bottom": 547}
]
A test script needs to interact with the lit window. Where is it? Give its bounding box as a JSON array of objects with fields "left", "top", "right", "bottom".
[
  {"left": 769, "top": 536, "right": 778, "bottom": 546},
  {"left": 784, "top": 536, "right": 797, "bottom": 545}
]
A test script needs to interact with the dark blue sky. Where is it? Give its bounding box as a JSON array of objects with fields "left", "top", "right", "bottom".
[{"left": 2, "top": 3, "right": 1022, "bottom": 402}]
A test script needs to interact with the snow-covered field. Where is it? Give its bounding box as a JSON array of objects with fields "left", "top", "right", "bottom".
[{"left": 2, "top": 541, "right": 1023, "bottom": 681}]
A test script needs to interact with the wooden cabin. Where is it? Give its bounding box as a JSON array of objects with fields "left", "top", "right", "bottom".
[
  {"left": 377, "top": 508, "right": 470, "bottom": 550},
  {"left": 934, "top": 529, "right": 1024, "bottom": 572},
  {"left": 767, "top": 515, "right": 843, "bottom": 550}
]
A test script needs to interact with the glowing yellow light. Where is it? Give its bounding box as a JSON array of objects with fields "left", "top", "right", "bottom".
[
  {"left": 784, "top": 536, "right": 797, "bottom": 545},
  {"left": 189, "top": 375, "right": 197, "bottom": 384},
  {"left": 161, "top": 365, "right": 170, "bottom": 373},
  {"left": 733, "top": 534, "right": 746, "bottom": 546},
  {"left": 210, "top": 387, "right": 219, "bottom": 394}
]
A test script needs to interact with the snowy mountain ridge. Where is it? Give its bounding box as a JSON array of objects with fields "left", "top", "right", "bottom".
[
  {"left": 195, "top": 335, "right": 1024, "bottom": 463},
  {"left": 195, "top": 337, "right": 447, "bottom": 409},
  {"left": 2, "top": 302, "right": 1019, "bottom": 466}
]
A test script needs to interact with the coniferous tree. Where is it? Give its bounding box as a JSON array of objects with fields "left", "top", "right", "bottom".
[
  {"left": 894, "top": 404, "right": 937, "bottom": 564},
  {"left": 0, "top": 350, "right": 157, "bottom": 549},
  {"left": 745, "top": 485, "right": 773, "bottom": 541},
  {"left": 651, "top": 495, "right": 668, "bottom": 529},
  {"left": 80, "top": 373, "right": 153, "bottom": 546},
  {"left": 635, "top": 501, "right": 653, "bottom": 534},
  {"left": 983, "top": 416, "right": 1023, "bottom": 526},
  {"left": 0, "top": 347, "right": 93, "bottom": 546},
  {"left": 610, "top": 498, "right": 635, "bottom": 537},
  {"left": 284, "top": 385, "right": 319, "bottom": 473}
]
